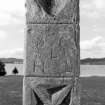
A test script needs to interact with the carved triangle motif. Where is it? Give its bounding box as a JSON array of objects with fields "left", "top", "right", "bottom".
[{"left": 32, "top": 84, "right": 72, "bottom": 105}]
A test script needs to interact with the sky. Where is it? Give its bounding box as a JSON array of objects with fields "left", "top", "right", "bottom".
[{"left": 0, "top": 0, "right": 105, "bottom": 59}]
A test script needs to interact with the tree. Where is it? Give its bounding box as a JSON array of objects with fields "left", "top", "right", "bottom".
[
  {"left": 0, "top": 60, "right": 6, "bottom": 76},
  {"left": 12, "top": 67, "right": 19, "bottom": 75}
]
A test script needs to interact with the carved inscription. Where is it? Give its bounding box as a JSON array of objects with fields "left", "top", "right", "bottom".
[{"left": 29, "top": 25, "right": 76, "bottom": 75}]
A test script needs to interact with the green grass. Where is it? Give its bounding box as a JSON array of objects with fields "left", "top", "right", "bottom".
[
  {"left": 0, "top": 75, "right": 23, "bottom": 105},
  {"left": 81, "top": 77, "right": 105, "bottom": 105},
  {"left": 0, "top": 76, "right": 105, "bottom": 105}
]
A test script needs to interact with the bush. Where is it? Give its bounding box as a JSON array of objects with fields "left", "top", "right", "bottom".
[
  {"left": 0, "top": 60, "right": 6, "bottom": 76},
  {"left": 12, "top": 67, "right": 19, "bottom": 75}
]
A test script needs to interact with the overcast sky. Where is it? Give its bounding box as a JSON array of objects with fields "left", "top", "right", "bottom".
[{"left": 0, "top": 0, "right": 105, "bottom": 59}]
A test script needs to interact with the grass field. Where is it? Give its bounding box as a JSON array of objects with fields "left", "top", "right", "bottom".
[
  {"left": 0, "top": 76, "right": 105, "bottom": 105},
  {"left": 81, "top": 77, "right": 105, "bottom": 105},
  {"left": 0, "top": 76, "right": 23, "bottom": 105}
]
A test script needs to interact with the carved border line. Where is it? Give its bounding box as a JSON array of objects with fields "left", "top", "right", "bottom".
[
  {"left": 25, "top": 75, "right": 74, "bottom": 78},
  {"left": 26, "top": 22, "right": 79, "bottom": 25}
]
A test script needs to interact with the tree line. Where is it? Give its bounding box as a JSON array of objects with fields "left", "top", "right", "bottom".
[{"left": 0, "top": 60, "right": 19, "bottom": 76}]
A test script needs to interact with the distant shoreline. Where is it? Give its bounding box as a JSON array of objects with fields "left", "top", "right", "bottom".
[
  {"left": 81, "top": 58, "right": 105, "bottom": 65},
  {"left": 0, "top": 57, "right": 105, "bottom": 65}
]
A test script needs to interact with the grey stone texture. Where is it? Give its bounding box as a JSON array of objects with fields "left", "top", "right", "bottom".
[
  {"left": 25, "top": 24, "right": 79, "bottom": 77},
  {"left": 23, "top": 77, "right": 80, "bottom": 105},
  {"left": 26, "top": 0, "right": 79, "bottom": 24},
  {"left": 24, "top": 0, "right": 80, "bottom": 105}
]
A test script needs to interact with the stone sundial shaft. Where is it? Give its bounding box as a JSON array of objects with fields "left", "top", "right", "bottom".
[{"left": 23, "top": 0, "right": 80, "bottom": 105}]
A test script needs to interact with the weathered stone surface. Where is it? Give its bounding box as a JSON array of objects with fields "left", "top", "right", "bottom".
[
  {"left": 24, "top": 0, "right": 80, "bottom": 104},
  {"left": 26, "top": 0, "right": 79, "bottom": 24},
  {"left": 74, "top": 24, "right": 80, "bottom": 77},
  {"left": 25, "top": 24, "right": 79, "bottom": 77},
  {"left": 24, "top": 77, "right": 73, "bottom": 85},
  {"left": 70, "top": 78, "right": 80, "bottom": 105},
  {"left": 23, "top": 78, "right": 32, "bottom": 105},
  {"left": 23, "top": 77, "right": 74, "bottom": 105}
]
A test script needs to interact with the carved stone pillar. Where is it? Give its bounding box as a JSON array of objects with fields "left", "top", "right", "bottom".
[{"left": 23, "top": 0, "right": 80, "bottom": 105}]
